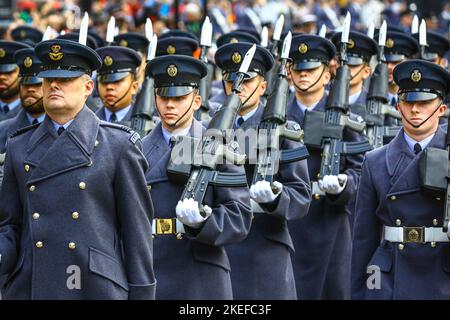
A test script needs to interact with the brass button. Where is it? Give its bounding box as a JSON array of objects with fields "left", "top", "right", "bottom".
[
  {"left": 433, "top": 219, "right": 438, "bottom": 226},
  {"left": 94, "top": 140, "right": 99, "bottom": 147},
  {"left": 24, "top": 164, "right": 30, "bottom": 172},
  {"left": 29, "top": 185, "right": 36, "bottom": 192},
  {"left": 398, "top": 243, "right": 404, "bottom": 250},
  {"left": 390, "top": 195, "right": 397, "bottom": 201},
  {"left": 436, "top": 197, "right": 441, "bottom": 201},
  {"left": 147, "top": 185, "right": 152, "bottom": 192},
  {"left": 79, "top": 182, "right": 86, "bottom": 190},
  {"left": 72, "top": 212, "right": 79, "bottom": 220},
  {"left": 68, "top": 242, "right": 76, "bottom": 250},
  {"left": 36, "top": 241, "right": 43, "bottom": 248},
  {"left": 431, "top": 242, "right": 437, "bottom": 248},
  {"left": 87, "top": 160, "right": 93, "bottom": 167},
  {"left": 395, "top": 219, "right": 401, "bottom": 226},
  {"left": 32, "top": 213, "right": 40, "bottom": 220},
  {"left": 316, "top": 173, "right": 320, "bottom": 179},
  {"left": 314, "top": 194, "right": 321, "bottom": 200}
]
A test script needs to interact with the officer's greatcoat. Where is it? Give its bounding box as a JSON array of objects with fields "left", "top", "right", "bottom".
[{"left": 0, "top": 107, "right": 156, "bottom": 300}]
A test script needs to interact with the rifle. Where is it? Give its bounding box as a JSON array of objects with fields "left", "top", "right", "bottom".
[
  {"left": 167, "top": 45, "right": 258, "bottom": 216},
  {"left": 263, "top": 15, "right": 284, "bottom": 98},
  {"left": 304, "top": 13, "right": 372, "bottom": 195},
  {"left": 196, "top": 17, "right": 213, "bottom": 121},
  {"left": 251, "top": 32, "right": 309, "bottom": 212},
  {"left": 419, "top": 116, "right": 450, "bottom": 233},
  {"left": 129, "top": 33, "right": 158, "bottom": 137},
  {"left": 363, "top": 21, "right": 402, "bottom": 148}
]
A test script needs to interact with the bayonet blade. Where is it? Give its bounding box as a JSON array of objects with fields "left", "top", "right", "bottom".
[
  {"left": 147, "top": 34, "right": 158, "bottom": 61},
  {"left": 106, "top": 16, "right": 115, "bottom": 43},
  {"left": 341, "top": 12, "right": 351, "bottom": 44},
  {"left": 379, "top": 20, "right": 387, "bottom": 47},
  {"left": 200, "top": 16, "right": 212, "bottom": 47},
  {"left": 145, "top": 18, "right": 153, "bottom": 41},
  {"left": 273, "top": 14, "right": 284, "bottom": 41},
  {"left": 318, "top": 24, "right": 327, "bottom": 38},
  {"left": 261, "top": 26, "right": 269, "bottom": 47},
  {"left": 411, "top": 15, "right": 419, "bottom": 34},
  {"left": 239, "top": 44, "right": 256, "bottom": 74},
  {"left": 419, "top": 19, "right": 427, "bottom": 46},
  {"left": 42, "top": 26, "right": 52, "bottom": 41},
  {"left": 78, "top": 12, "right": 89, "bottom": 45},
  {"left": 367, "top": 21, "right": 375, "bottom": 39},
  {"left": 281, "top": 31, "right": 292, "bottom": 59}
]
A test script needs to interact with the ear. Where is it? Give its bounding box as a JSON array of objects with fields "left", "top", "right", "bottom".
[
  {"left": 362, "top": 65, "right": 372, "bottom": 80},
  {"left": 131, "top": 80, "right": 139, "bottom": 95},
  {"left": 258, "top": 79, "right": 267, "bottom": 96},
  {"left": 437, "top": 103, "right": 447, "bottom": 117},
  {"left": 322, "top": 70, "right": 331, "bottom": 85},
  {"left": 84, "top": 78, "right": 94, "bottom": 96},
  {"left": 192, "top": 92, "right": 201, "bottom": 111}
]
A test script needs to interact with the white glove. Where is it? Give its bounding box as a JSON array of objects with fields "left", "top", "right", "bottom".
[
  {"left": 318, "top": 174, "right": 348, "bottom": 195},
  {"left": 176, "top": 198, "right": 212, "bottom": 229},
  {"left": 249, "top": 180, "right": 283, "bottom": 203}
]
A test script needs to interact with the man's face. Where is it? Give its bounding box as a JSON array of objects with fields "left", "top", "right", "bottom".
[
  {"left": 98, "top": 73, "right": 138, "bottom": 111},
  {"left": 224, "top": 75, "right": 266, "bottom": 112},
  {"left": 288, "top": 64, "right": 331, "bottom": 94},
  {"left": 0, "top": 67, "right": 20, "bottom": 100},
  {"left": 156, "top": 90, "right": 201, "bottom": 131},
  {"left": 20, "top": 82, "right": 44, "bottom": 115},
  {"left": 348, "top": 63, "right": 371, "bottom": 87},
  {"left": 397, "top": 97, "right": 447, "bottom": 136},
  {"left": 42, "top": 76, "right": 94, "bottom": 115}
]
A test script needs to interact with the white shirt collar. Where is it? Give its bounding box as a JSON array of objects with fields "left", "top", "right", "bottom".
[
  {"left": 26, "top": 112, "right": 46, "bottom": 125},
  {"left": 296, "top": 99, "right": 320, "bottom": 114},
  {"left": 235, "top": 106, "right": 259, "bottom": 126},
  {"left": 349, "top": 90, "right": 362, "bottom": 105},
  {"left": 51, "top": 119, "right": 74, "bottom": 132},
  {"left": 403, "top": 132, "right": 435, "bottom": 153},
  {"left": 104, "top": 105, "right": 132, "bottom": 122},
  {"left": 161, "top": 124, "right": 192, "bottom": 146},
  {"left": 1, "top": 98, "right": 21, "bottom": 111}
]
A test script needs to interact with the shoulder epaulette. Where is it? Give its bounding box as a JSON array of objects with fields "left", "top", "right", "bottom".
[
  {"left": 9, "top": 122, "right": 40, "bottom": 139},
  {"left": 99, "top": 121, "right": 140, "bottom": 144}
]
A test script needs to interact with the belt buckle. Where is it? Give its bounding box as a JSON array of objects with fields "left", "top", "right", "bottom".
[
  {"left": 403, "top": 227, "right": 425, "bottom": 243},
  {"left": 156, "top": 218, "right": 176, "bottom": 235}
]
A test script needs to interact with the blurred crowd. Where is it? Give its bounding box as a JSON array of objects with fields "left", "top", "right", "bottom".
[{"left": 1, "top": 0, "right": 449, "bottom": 43}]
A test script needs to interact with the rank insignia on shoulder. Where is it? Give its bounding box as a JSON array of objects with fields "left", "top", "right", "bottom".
[{"left": 130, "top": 132, "right": 140, "bottom": 144}]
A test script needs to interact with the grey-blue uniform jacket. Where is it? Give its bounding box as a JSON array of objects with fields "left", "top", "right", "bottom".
[
  {"left": 0, "top": 106, "right": 156, "bottom": 300},
  {"left": 352, "top": 127, "right": 450, "bottom": 299},
  {"left": 287, "top": 94, "right": 364, "bottom": 300},
  {"left": 142, "top": 120, "right": 252, "bottom": 300},
  {"left": 95, "top": 105, "right": 134, "bottom": 123},
  {"left": 0, "top": 103, "right": 21, "bottom": 122},
  {"left": 227, "top": 106, "right": 311, "bottom": 299}
]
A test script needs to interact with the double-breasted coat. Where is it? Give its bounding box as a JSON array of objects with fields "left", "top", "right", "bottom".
[{"left": 0, "top": 106, "right": 156, "bottom": 300}]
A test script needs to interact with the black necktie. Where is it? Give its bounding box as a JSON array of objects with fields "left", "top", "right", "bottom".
[
  {"left": 57, "top": 126, "right": 65, "bottom": 136},
  {"left": 109, "top": 113, "right": 117, "bottom": 123},
  {"left": 32, "top": 119, "right": 38, "bottom": 125},
  {"left": 414, "top": 143, "right": 422, "bottom": 155},
  {"left": 3, "top": 104, "right": 9, "bottom": 114},
  {"left": 237, "top": 117, "right": 244, "bottom": 127}
]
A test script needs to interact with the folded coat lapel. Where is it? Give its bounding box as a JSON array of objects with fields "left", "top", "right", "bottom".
[{"left": 25, "top": 107, "right": 97, "bottom": 184}]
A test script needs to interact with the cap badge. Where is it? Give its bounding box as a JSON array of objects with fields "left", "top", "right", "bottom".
[
  {"left": 24, "top": 56, "right": 33, "bottom": 68},
  {"left": 167, "top": 64, "right": 178, "bottom": 77},
  {"left": 232, "top": 52, "right": 242, "bottom": 64},
  {"left": 386, "top": 38, "right": 394, "bottom": 48},
  {"left": 230, "top": 37, "right": 239, "bottom": 44},
  {"left": 20, "top": 30, "right": 27, "bottom": 39},
  {"left": 348, "top": 39, "right": 355, "bottom": 49},
  {"left": 299, "top": 43, "right": 308, "bottom": 54},
  {"left": 167, "top": 45, "right": 176, "bottom": 54},
  {"left": 104, "top": 56, "right": 113, "bottom": 66},
  {"left": 49, "top": 44, "right": 63, "bottom": 61},
  {"left": 119, "top": 39, "right": 128, "bottom": 47},
  {"left": 411, "top": 69, "right": 422, "bottom": 83},
  {"left": 0, "top": 48, "right": 5, "bottom": 58}
]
